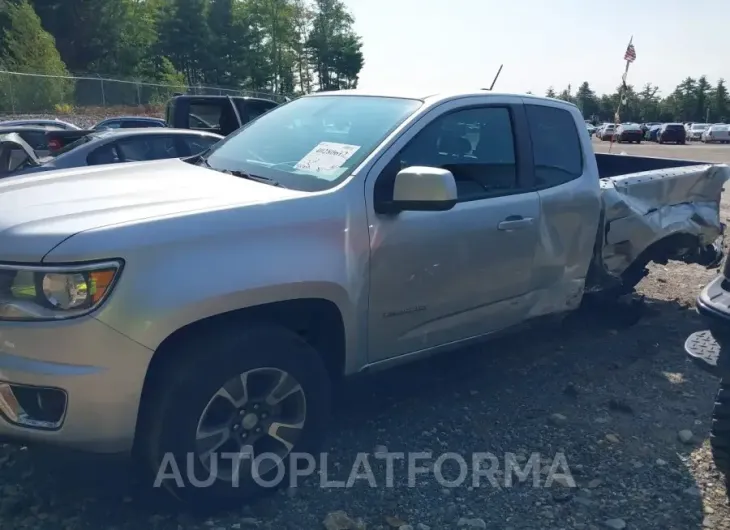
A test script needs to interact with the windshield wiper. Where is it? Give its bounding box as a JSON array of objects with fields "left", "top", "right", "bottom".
[
  {"left": 195, "top": 156, "right": 285, "bottom": 188},
  {"left": 221, "top": 168, "right": 286, "bottom": 188}
]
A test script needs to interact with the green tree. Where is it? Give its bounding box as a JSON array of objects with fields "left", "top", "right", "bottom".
[
  {"left": 696, "top": 75, "right": 712, "bottom": 122},
  {"left": 0, "top": 0, "right": 71, "bottom": 111},
  {"left": 575, "top": 81, "right": 599, "bottom": 119},
  {"left": 545, "top": 86, "right": 557, "bottom": 98},
  {"left": 712, "top": 79, "right": 729, "bottom": 123},
  {"left": 157, "top": 0, "right": 211, "bottom": 84},
  {"left": 557, "top": 84, "right": 573, "bottom": 103},
  {"left": 637, "top": 83, "right": 661, "bottom": 121},
  {"left": 306, "top": 0, "right": 359, "bottom": 91}
]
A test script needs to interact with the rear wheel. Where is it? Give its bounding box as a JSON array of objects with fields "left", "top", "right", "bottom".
[
  {"left": 711, "top": 382, "right": 730, "bottom": 484},
  {"left": 140, "top": 324, "right": 332, "bottom": 509}
]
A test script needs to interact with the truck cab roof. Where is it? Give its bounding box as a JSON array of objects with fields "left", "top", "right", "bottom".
[{"left": 310, "top": 88, "right": 578, "bottom": 108}]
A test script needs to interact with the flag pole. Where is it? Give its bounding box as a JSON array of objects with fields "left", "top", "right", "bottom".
[{"left": 609, "top": 36, "right": 633, "bottom": 153}]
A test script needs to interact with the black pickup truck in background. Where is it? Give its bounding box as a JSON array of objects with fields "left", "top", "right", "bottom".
[{"left": 46, "top": 95, "right": 280, "bottom": 152}]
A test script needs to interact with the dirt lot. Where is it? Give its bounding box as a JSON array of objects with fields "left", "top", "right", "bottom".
[{"left": 1, "top": 137, "right": 730, "bottom": 530}]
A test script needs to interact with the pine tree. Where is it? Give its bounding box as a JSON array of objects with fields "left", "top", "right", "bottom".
[{"left": 0, "top": 0, "right": 71, "bottom": 111}]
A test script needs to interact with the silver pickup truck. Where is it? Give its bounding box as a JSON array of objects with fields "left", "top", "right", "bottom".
[{"left": 0, "top": 90, "right": 726, "bottom": 506}]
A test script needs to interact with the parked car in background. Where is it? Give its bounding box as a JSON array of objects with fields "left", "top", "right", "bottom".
[
  {"left": 599, "top": 124, "right": 616, "bottom": 140},
  {"left": 614, "top": 123, "right": 643, "bottom": 143},
  {"left": 0, "top": 118, "right": 80, "bottom": 130},
  {"left": 688, "top": 123, "right": 710, "bottom": 141},
  {"left": 586, "top": 124, "right": 596, "bottom": 136},
  {"left": 0, "top": 128, "right": 223, "bottom": 177},
  {"left": 702, "top": 124, "right": 730, "bottom": 144},
  {"left": 0, "top": 125, "right": 65, "bottom": 168},
  {"left": 645, "top": 124, "right": 663, "bottom": 142},
  {"left": 658, "top": 123, "right": 686, "bottom": 144},
  {"left": 46, "top": 95, "right": 280, "bottom": 152},
  {"left": 92, "top": 116, "right": 167, "bottom": 130},
  {"left": 641, "top": 122, "right": 661, "bottom": 134}
]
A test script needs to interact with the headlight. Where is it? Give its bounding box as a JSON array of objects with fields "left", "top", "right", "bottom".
[{"left": 0, "top": 261, "right": 122, "bottom": 321}]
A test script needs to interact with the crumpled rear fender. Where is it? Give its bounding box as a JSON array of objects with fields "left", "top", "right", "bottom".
[{"left": 589, "top": 163, "right": 730, "bottom": 291}]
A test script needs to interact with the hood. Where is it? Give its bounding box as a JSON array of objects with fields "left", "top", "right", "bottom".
[
  {"left": 0, "top": 133, "right": 40, "bottom": 176},
  {"left": 0, "top": 158, "right": 306, "bottom": 262}
]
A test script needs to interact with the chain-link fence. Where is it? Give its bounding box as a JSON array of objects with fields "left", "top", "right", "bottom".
[{"left": 0, "top": 70, "right": 288, "bottom": 114}]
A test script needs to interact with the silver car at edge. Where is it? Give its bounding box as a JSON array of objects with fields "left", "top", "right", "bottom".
[
  {"left": 0, "top": 128, "right": 222, "bottom": 177},
  {"left": 702, "top": 124, "right": 730, "bottom": 144},
  {"left": 0, "top": 89, "right": 726, "bottom": 507}
]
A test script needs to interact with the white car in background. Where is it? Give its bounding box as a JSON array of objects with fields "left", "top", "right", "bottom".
[
  {"left": 701, "top": 124, "right": 730, "bottom": 144},
  {"left": 598, "top": 123, "right": 616, "bottom": 141},
  {"left": 688, "top": 123, "right": 710, "bottom": 141}
]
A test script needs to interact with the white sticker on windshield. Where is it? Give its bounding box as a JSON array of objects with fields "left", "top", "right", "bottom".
[{"left": 294, "top": 142, "right": 360, "bottom": 177}]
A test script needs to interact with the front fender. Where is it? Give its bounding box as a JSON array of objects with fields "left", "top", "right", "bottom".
[{"left": 41, "top": 190, "right": 372, "bottom": 372}]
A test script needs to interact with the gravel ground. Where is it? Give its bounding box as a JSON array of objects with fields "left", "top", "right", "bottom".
[{"left": 0, "top": 126, "right": 730, "bottom": 529}]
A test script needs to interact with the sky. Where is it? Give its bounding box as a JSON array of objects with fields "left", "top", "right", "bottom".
[{"left": 343, "top": 0, "right": 730, "bottom": 98}]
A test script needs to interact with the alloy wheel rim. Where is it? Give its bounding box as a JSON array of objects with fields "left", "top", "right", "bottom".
[{"left": 194, "top": 367, "right": 307, "bottom": 482}]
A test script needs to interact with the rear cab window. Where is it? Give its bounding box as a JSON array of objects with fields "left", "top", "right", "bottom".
[
  {"left": 524, "top": 104, "right": 583, "bottom": 188},
  {"left": 188, "top": 102, "right": 224, "bottom": 131},
  {"left": 237, "top": 99, "right": 278, "bottom": 123}
]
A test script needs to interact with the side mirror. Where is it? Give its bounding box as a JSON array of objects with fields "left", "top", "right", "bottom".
[{"left": 379, "top": 166, "right": 458, "bottom": 214}]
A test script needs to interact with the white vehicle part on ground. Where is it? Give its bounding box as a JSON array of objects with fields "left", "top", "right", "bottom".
[{"left": 598, "top": 163, "right": 729, "bottom": 279}]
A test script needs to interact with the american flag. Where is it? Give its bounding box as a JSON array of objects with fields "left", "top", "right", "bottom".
[{"left": 624, "top": 42, "right": 636, "bottom": 63}]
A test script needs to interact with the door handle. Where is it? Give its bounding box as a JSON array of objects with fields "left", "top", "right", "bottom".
[{"left": 497, "top": 216, "right": 534, "bottom": 231}]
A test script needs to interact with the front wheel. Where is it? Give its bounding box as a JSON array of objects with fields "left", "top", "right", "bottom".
[
  {"left": 712, "top": 382, "right": 730, "bottom": 482},
  {"left": 140, "top": 324, "right": 332, "bottom": 509}
]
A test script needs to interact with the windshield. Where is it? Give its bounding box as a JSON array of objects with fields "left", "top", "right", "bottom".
[
  {"left": 200, "top": 95, "right": 423, "bottom": 191},
  {"left": 691, "top": 124, "right": 709, "bottom": 130}
]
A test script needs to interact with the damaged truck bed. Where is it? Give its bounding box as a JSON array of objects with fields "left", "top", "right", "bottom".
[{"left": 589, "top": 153, "right": 729, "bottom": 295}]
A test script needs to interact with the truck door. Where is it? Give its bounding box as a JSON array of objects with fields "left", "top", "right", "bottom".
[
  {"left": 522, "top": 101, "right": 601, "bottom": 310},
  {"left": 365, "top": 97, "right": 541, "bottom": 362}
]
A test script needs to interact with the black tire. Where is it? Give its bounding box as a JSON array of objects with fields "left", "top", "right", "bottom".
[
  {"left": 140, "top": 324, "right": 332, "bottom": 510},
  {"left": 636, "top": 140, "right": 641, "bottom": 144},
  {"left": 711, "top": 381, "right": 730, "bottom": 481}
]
